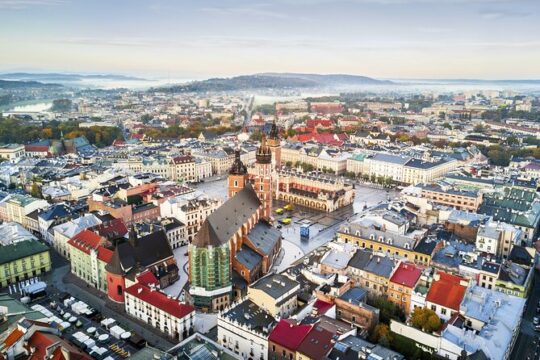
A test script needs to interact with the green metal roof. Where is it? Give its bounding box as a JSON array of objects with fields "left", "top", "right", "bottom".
[{"left": 0, "top": 240, "right": 49, "bottom": 265}]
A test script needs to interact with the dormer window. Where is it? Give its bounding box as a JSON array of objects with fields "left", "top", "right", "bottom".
[
  {"left": 370, "top": 234, "right": 375, "bottom": 240},
  {"left": 378, "top": 236, "right": 384, "bottom": 242},
  {"left": 404, "top": 243, "right": 410, "bottom": 250}
]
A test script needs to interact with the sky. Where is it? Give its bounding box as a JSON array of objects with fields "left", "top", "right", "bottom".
[{"left": 0, "top": 0, "right": 539, "bottom": 80}]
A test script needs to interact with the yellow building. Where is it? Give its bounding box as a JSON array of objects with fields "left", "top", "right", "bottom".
[
  {"left": 0, "top": 240, "right": 51, "bottom": 287},
  {"left": 337, "top": 224, "right": 436, "bottom": 266}
]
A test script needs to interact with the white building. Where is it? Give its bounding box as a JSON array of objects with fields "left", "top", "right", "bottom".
[
  {"left": 0, "top": 222, "right": 37, "bottom": 245},
  {"left": 217, "top": 299, "right": 276, "bottom": 360},
  {"left": 160, "top": 217, "right": 186, "bottom": 249},
  {"left": 476, "top": 220, "right": 521, "bottom": 259},
  {"left": 52, "top": 214, "right": 102, "bottom": 259},
  {"left": 0, "top": 144, "right": 25, "bottom": 163},
  {"left": 124, "top": 282, "right": 195, "bottom": 341},
  {"left": 160, "top": 192, "right": 221, "bottom": 243}
]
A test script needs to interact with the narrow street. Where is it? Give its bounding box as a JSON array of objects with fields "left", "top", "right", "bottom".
[
  {"left": 48, "top": 264, "right": 176, "bottom": 351},
  {"left": 511, "top": 272, "right": 540, "bottom": 360}
]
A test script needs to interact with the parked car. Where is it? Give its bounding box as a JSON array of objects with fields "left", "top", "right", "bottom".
[{"left": 534, "top": 316, "right": 540, "bottom": 325}]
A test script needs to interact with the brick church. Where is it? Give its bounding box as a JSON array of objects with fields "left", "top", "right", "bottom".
[{"left": 187, "top": 135, "right": 282, "bottom": 312}]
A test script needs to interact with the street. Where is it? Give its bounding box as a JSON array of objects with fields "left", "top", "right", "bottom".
[
  {"left": 45, "top": 259, "right": 176, "bottom": 351},
  {"left": 511, "top": 272, "right": 540, "bottom": 360}
]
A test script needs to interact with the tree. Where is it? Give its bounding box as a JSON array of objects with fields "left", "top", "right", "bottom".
[
  {"left": 42, "top": 128, "right": 53, "bottom": 138},
  {"left": 31, "top": 181, "right": 42, "bottom": 199},
  {"left": 367, "top": 296, "right": 406, "bottom": 324},
  {"left": 473, "top": 124, "right": 485, "bottom": 133},
  {"left": 411, "top": 308, "right": 442, "bottom": 333},
  {"left": 140, "top": 114, "right": 153, "bottom": 123},
  {"left": 370, "top": 323, "right": 392, "bottom": 344},
  {"left": 286, "top": 127, "right": 297, "bottom": 138},
  {"left": 50, "top": 99, "right": 72, "bottom": 112},
  {"left": 285, "top": 161, "right": 293, "bottom": 168},
  {"left": 397, "top": 134, "right": 410, "bottom": 143},
  {"left": 506, "top": 136, "right": 519, "bottom": 146}
]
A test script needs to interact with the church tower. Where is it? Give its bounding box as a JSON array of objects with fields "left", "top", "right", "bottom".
[
  {"left": 267, "top": 120, "right": 281, "bottom": 170},
  {"left": 254, "top": 135, "right": 273, "bottom": 221},
  {"left": 228, "top": 149, "right": 248, "bottom": 199}
]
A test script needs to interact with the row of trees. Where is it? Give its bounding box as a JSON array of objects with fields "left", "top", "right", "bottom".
[{"left": 0, "top": 116, "right": 122, "bottom": 147}]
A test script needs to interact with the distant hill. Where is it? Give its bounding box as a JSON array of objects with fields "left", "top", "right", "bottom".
[
  {"left": 0, "top": 79, "right": 63, "bottom": 89},
  {"left": 260, "top": 73, "right": 392, "bottom": 85},
  {"left": 0, "top": 72, "right": 147, "bottom": 82},
  {"left": 153, "top": 73, "right": 391, "bottom": 93}
]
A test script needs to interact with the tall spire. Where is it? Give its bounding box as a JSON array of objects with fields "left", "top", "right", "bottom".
[
  {"left": 256, "top": 134, "right": 271, "bottom": 164},
  {"left": 229, "top": 148, "right": 247, "bottom": 175}
]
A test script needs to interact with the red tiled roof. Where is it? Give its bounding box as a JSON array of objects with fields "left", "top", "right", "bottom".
[
  {"left": 313, "top": 299, "right": 334, "bottom": 315},
  {"left": 389, "top": 262, "right": 422, "bottom": 288},
  {"left": 296, "top": 326, "right": 334, "bottom": 359},
  {"left": 97, "top": 247, "right": 113, "bottom": 263},
  {"left": 91, "top": 218, "right": 128, "bottom": 239},
  {"left": 2, "top": 328, "right": 24, "bottom": 349},
  {"left": 25, "top": 145, "right": 49, "bottom": 152},
  {"left": 136, "top": 270, "right": 159, "bottom": 287},
  {"left": 426, "top": 272, "right": 467, "bottom": 311},
  {"left": 67, "top": 230, "right": 103, "bottom": 255},
  {"left": 268, "top": 319, "right": 313, "bottom": 351},
  {"left": 67, "top": 229, "right": 112, "bottom": 262},
  {"left": 125, "top": 283, "right": 194, "bottom": 319},
  {"left": 306, "top": 119, "right": 334, "bottom": 128},
  {"left": 27, "top": 331, "right": 91, "bottom": 360}
]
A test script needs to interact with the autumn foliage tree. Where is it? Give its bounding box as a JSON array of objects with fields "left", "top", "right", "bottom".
[
  {"left": 411, "top": 308, "right": 442, "bottom": 333},
  {"left": 370, "top": 323, "right": 393, "bottom": 346}
]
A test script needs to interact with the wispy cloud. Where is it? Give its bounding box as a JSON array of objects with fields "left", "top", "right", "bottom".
[
  {"left": 415, "top": 27, "right": 454, "bottom": 34},
  {"left": 479, "top": 9, "right": 530, "bottom": 19},
  {"left": 55, "top": 37, "right": 158, "bottom": 47},
  {"left": 0, "top": 0, "right": 66, "bottom": 9},
  {"left": 198, "top": 4, "right": 288, "bottom": 19}
]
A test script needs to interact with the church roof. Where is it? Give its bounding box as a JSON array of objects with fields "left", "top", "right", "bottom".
[
  {"left": 106, "top": 230, "right": 173, "bottom": 275},
  {"left": 193, "top": 183, "right": 261, "bottom": 248}
]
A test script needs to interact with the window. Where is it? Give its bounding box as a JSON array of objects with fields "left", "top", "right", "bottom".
[{"left": 431, "top": 305, "right": 436, "bottom": 311}]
